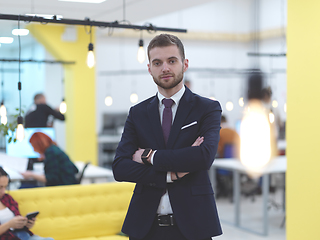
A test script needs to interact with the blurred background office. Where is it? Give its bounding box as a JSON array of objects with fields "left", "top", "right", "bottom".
[{"left": 0, "top": 0, "right": 287, "bottom": 168}]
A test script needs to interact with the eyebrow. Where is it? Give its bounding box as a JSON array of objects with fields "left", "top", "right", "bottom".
[{"left": 151, "top": 56, "right": 179, "bottom": 63}]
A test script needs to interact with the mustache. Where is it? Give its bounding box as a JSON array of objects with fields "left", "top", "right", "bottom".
[{"left": 160, "top": 74, "right": 174, "bottom": 78}]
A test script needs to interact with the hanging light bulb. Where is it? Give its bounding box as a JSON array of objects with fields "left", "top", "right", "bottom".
[
  {"left": 0, "top": 101, "right": 7, "bottom": 125},
  {"left": 137, "top": 39, "right": 146, "bottom": 63},
  {"left": 86, "top": 43, "right": 95, "bottom": 68},
  {"left": 16, "top": 116, "right": 25, "bottom": 141},
  {"left": 0, "top": 102, "right": 6, "bottom": 117},
  {"left": 15, "top": 18, "right": 24, "bottom": 142},
  {"left": 240, "top": 100, "right": 271, "bottom": 171},
  {"left": 272, "top": 100, "right": 278, "bottom": 108},
  {"left": 60, "top": 99, "right": 67, "bottom": 114},
  {"left": 130, "top": 93, "right": 138, "bottom": 103},
  {"left": 1, "top": 115, "right": 7, "bottom": 125},
  {"left": 239, "top": 73, "right": 275, "bottom": 177}
]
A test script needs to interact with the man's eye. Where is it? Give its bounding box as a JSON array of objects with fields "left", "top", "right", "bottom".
[
  {"left": 154, "top": 62, "right": 160, "bottom": 66},
  {"left": 169, "top": 60, "right": 176, "bottom": 64}
]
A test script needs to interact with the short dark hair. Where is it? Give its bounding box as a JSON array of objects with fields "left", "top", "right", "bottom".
[
  {"left": 147, "top": 34, "right": 185, "bottom": 61},
  {"left": 34, "top": 93, "right": 44, "bottom": 102},
  {"left": 262, "top": 87, "right": 272, "bottom": 99},
  {"left": 0, "top": 167, "right": 9, "bottom": 178},
  {"left": 221, "top": 115, "right": 227, "bottom": 123},
  {"left": 0, "top": 167, "right": 10, "bottom": 190}
]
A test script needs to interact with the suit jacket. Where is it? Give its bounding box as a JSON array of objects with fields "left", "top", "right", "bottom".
[{"left": 113, "top": 87, "right": 222, "bottom": 240}]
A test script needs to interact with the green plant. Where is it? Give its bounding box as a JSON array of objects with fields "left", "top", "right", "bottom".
[{"left": 0, "top": 108, "right": 24, "bottom": 143}]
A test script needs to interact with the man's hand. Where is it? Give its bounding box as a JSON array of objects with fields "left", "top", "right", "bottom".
[
  {"left": 21, "top": 171, "right": 34, "bottom": 180},
  {"left": 132, "top": 148, "right": 144, "bottom": 164},
  {"left": 192, "top": 136, "right": 204, "bottom": 146},
  {"left": 172, "top": 136, "right": 204, "bottom": 180}
]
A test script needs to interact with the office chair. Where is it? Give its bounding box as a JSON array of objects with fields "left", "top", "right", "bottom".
[
  {"left": 77, "top": 162, "right": 90, "bottom": 184},
  {"left": 216, "top": 144, "right": 234, "bottom": 201}
]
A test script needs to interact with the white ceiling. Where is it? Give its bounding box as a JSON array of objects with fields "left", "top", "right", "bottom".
[
  {"left": 0, "top": 0, "right": 213, "bottom": 34},
  {"left": 0, "top": 0, "right": 214, "bottom": 50}
]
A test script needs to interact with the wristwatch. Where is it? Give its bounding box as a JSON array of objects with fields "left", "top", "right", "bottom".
[{"left": 141, "top": 148, "right": 153, "bottom": 166}]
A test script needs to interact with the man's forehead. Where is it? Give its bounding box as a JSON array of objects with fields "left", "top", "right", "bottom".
[{"left": 149, "top": 45, "right": 180, "bottom": 60}]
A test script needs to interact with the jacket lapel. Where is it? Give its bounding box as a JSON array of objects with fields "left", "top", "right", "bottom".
[
  {"left": 166, "top": 88, "right": 195, "bottom": 148},
  {"left": 147, "top": 95, "right": 166, "bottom": 149}
]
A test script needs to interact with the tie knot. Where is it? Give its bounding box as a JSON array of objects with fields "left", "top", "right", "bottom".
[{"left": 162, "top": 98, "right": 174, "bottom": 108}]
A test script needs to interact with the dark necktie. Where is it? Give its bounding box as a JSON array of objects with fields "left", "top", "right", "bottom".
[{"left": 162, "top": 98, "right": 174, "bottom": 144}]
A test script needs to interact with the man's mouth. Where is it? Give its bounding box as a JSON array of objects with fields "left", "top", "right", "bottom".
[{"left": 161, "top": 75, "right": 173, "bottom": 80}]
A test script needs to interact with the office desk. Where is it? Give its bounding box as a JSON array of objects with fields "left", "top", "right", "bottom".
[
  {"left": 209, "top": 156, "right": 286, "bottom": 236},
  {"left": 98, "top": 135, "right": 121, "bottom": 144},
  {"left": 33, "top": 161, "right": 114, "bottom": 183},
  {"left": 75, "top": 161, "right": 114, "bottom": 183}
]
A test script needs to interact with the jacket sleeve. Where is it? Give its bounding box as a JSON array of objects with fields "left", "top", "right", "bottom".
[
  {"left": 112, "top": 107, "right": 167, "bottom": 189},
  {"left": 152, "top": 100, "right": 221, "bottom": 173},
  {"left": 44, "top": 104, "right": 65, "bottom": 120}
]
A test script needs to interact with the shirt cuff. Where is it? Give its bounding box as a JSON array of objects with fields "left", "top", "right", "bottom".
[
  {"left": 167, "top": 172, "right": 173, "bottom": 183},
  {"left": 150, "top": 150, "right": 157, "bottom": 165}
]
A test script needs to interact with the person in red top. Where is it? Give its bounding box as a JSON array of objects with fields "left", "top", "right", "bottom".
[{"left": 0, "top": 167, "right": 53, "bottom": 240}]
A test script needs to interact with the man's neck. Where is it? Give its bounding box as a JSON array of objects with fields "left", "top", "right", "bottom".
[{"left": 158, "top": 83, "right": 183, "bottom": 98}]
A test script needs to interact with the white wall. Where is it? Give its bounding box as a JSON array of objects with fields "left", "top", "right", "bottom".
[
  {"left": 0, "top": 0, "right": 287, "bottom": 148},
  {"left": 95, "top": 0, "right": 287, "bottom": 132}
]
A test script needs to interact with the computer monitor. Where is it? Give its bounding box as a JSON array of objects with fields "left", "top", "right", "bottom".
[
  {"left": 6, "top": 127, "right": 56, "bottom": 158},
  {"left": 235, "top": 119, "right": 242, "bottom": 135}
]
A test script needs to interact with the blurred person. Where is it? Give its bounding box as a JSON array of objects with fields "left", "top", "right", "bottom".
[
  {"left": 24, "top": 93, "right": 65, "bottom": 128},
  {"left": 217, "top": 115, "right": 240, "bottom": 158},
  {"left": 0, "top": 167, "right": 54, "bottom": 240},
  {"left": 21, "top": 132, "right": 78, "bottom": 187},
  {"left": 216, "top": 115, "right": 240, "bottom": 199},
  {"left": 113, "top": 34, "right": 222, "bottom": 240}
]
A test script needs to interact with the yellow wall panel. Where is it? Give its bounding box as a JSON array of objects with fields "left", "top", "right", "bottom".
[
  {"left": 287, "top": 1, "right": 320, "bottom": 239},
  {"left": 29, "top": 24, "right": 97, "bottom": 165}
]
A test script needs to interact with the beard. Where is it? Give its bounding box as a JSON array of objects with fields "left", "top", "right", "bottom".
[{"left": 152, "top": 68, "right": 184, "bottom": 90}]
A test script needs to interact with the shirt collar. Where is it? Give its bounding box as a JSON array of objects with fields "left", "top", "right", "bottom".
[{"left": 157, "top": 85, "right": 185, "bottom": 106}]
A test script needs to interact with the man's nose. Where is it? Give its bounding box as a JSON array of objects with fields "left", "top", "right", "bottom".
[{"left": 162, "top": 62, "right": 170, "bottom": 72}]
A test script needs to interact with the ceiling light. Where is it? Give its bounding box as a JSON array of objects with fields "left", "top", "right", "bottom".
[
  {"left": 272, "top": 100, "right": 278, "bottom": 108},
  {"left": 130, "top": 93, "right": 138, "bottom": 103},
  {"left": 238, "top": 97, "right": 244, "bottom": 107},
  {"left": 12, "top": 29, "right": 29, "bottom": 36},
  {"left": 60, "top": 99, "right": 67, "bottom": 114},
  {"left": 87, "top": 43, "right": 95, "bottom": 68},
  {"left": 0, "top": 37, "right": 14, "bottom": 44},
  {"left": 58, "top": 0, "right": 106, "bottom": 3},
  {"left": 105, "top": 96, "right": 113, "bottom": 106},
  {"left": 137, "top": 39, "right": 146, "bottom": 63},
  {"left": 226, "top": 101, "right": 234, "bottom": 111}
]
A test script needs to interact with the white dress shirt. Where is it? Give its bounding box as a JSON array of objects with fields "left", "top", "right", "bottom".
[{"left": 150, "top": 85, "right": 186, "bottom": 215}]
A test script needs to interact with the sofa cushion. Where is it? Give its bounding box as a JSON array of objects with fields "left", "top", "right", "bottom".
[{"left": 10, "top": 182, "right": 134, "bottom": 240}]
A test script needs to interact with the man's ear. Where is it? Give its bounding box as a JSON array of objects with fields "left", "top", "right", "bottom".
[
  {"left": 147, "top": 64, "right": 151, "bottom": 74},
  {"left": 183, "top": 59, "right": 189, "bottom": 73}
]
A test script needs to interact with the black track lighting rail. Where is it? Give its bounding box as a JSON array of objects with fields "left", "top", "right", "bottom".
[
  {"left": 0, "top": 14, "right": 187, "bottom": 33},
  {"left": 0, "top": 59, "right": 75, "bottom": 64},
  {"left": 247, "top": 52, "right": 286, "bottom": 57}
]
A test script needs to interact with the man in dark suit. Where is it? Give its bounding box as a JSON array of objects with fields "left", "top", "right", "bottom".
[{"left": 113, "top": 34, "right": 222, "bottom": 240}]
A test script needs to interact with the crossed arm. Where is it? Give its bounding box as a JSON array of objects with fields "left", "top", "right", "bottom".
[{"left": 132, "top": 136, "right": 204, "bottom": 180}]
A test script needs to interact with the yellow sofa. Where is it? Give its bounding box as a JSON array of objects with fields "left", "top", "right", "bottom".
[{"left": 9, "top": 182, "right": 134, "bottom": 240}]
